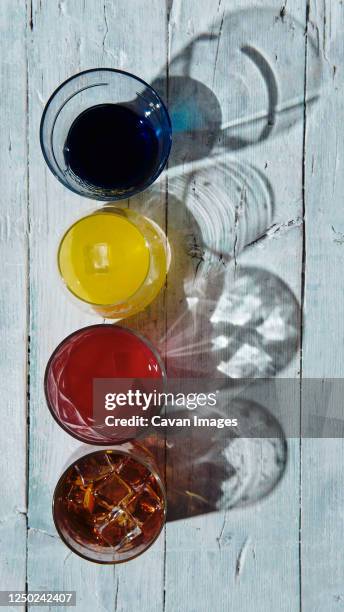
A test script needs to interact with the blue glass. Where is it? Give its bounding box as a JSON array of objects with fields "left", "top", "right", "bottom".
[{"left": 40, "top": 69, "right": 172, "bottom": 201}]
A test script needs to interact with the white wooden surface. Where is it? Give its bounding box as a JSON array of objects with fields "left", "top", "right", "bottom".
[
  {"left": 0, "top": 0, "right": 342, "bottom": 611},
  {"left": 0, "top": 3, "right": 27, "bottom": 609},
  {"left": 302, "top": 2, "right": 344, "bottom": 611}
]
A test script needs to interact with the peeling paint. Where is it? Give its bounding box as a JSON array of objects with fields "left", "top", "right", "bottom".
[
  {"left": 331, "top": 225, "right": 344, "bottom": 245},
  {"left": 235, "top": 538, "right": 250, "bottom": 580}
]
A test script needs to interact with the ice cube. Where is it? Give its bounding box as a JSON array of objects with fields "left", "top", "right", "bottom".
[
  {"left": 115, "top": 457, "right": 150, "bottom": 488},
  {"left": 66, "top": 481, "right": 87, "bottom": 507},
  {"left": 84, "top": 243, "right": 110, "bottom": 274},
  {"left": 74, "top": 453, "right": 115, "bottom": 486},
  {"left": 127, "top": 484, "right": 162, "bottom": 525},
  {"left": 95, "top": 508, "right": 142, "bottom": 549},
  {"left": 95, "top": 473, "right": 133, "bottom": 507}
]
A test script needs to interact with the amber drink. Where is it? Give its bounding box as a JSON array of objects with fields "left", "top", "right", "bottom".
[{"left": 53, "top": 444, "right": 166, "bottom": 563}]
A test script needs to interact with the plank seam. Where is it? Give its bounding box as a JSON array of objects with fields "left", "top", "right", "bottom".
[
  {"left": 299, "top": 2, "right": 311, "bottom": 611},
  {"left": 25, "top": 0, "right": 32, "bottom": 608}
]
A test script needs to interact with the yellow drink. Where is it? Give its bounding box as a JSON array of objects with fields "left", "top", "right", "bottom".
[{"left": 58, "top": 209, "right": 167, "bottom": 318}]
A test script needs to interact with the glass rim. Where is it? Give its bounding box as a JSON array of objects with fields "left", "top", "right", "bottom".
[
  {"left": 39, "top": 67, "right": 172, "bottom": 200},
  {"left": 57, "top": 209, "right": 155, "bottom": 308},
  {"left": 44, "top": 323, "right": 167, "bottom": 446},
  {"left": 52, "top": 446, "right": 167, "bottom": 564}
]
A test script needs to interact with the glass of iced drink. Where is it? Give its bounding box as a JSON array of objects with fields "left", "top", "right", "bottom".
[
  {"left": 53, "top": 443, "right": 166, "bottom": 563},
  {"left": 57, "top": 208, "right": 169, "bottom": 319}
]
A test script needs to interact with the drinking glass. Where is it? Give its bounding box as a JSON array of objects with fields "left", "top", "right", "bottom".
[
  {"left": 53, "top": 444, "right": 166, "bottom": 563},
  {"left": 44, "top": 324, "right": 166, "bottom": 444},
  {"left": 57, "top": 207, "right": 169, "bottom": 318},
  {"left": 40, "top": 68, "right": 171, "bottom": 200}
]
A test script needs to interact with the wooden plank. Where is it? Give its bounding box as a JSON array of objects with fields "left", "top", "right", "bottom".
[
  {"left": 301, "top": 1, "right": 344, "bottom": 610},
  {"left": 18, "top": 0, "right": 340, "bottom": 610},
  {"left": 164, "top": 1, "right": 306, "bottom": 610},
  {"left": 27, "top": 529, "right": 164, "bottom": 612},
  {"left": 27, "top": 1, "right": 166, "bottom": 609},
  {"left": 0, "top": 0, "right": 27, "bottom": 603}
]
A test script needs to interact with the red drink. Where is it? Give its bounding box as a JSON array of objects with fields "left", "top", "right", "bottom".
[
  {"left": 45, "top": 325, "right": 165, "bottom": 444},
  {"left": 53, "top": 446, "right": 166, "bottom": 563}
]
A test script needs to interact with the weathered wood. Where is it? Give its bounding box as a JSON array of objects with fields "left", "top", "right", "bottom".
[
  {"left": 27, "top": 1, "right": 166, "bottom": 610},
  {"left": 163, "top": 0, "right": 306, "bottom": 610},
  {"left": 2, "top": 0, "right": 341, "bottom": 610},
  {"left": 0, "top": 0, "right": 27, "bottom": 604},
  {"left": 301, "top": 2, "right": 344, "bottom": 610}
]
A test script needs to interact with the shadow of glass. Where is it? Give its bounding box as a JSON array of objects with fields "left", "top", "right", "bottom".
[
  {"left": 150, "top": 7, "right": 322, "bottom": 166},
  {"left": 140, "top": 396, "right": 287, "bottom": 522},
  {"left": 122, "top": 254, "right": 300, "bottom": 379},
  {"left": 121, "top": 174, "right": 298, "bottom": 378},
  {"left": 152, "top": 75, "right": 222, "bottom": 166},
  {"left": 121, "top": 159, "right": 275, "bottom": 347},
  {"left": 163, "top": 264, "right": 300, "bottom": 378},
  {"left": 167, "top": 159, "right": 274, "bottom": 262}
]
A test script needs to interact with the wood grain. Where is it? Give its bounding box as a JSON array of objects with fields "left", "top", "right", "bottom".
[
  {"left": 0, "top": 0, "right": 340, "bottom": 610},
  {"left": 301, "top": 1, "right": 344, "bottom": 610},
  {"left": 26, "top": 1, "right": 167, "bottom": 610},
  {"left": 0, "top": 1, "right": 27, "bottom": 606},
  {"left": 162, "top": 1, "right": 305, "bottom": 610}
]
